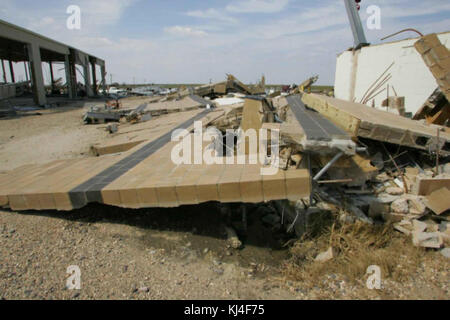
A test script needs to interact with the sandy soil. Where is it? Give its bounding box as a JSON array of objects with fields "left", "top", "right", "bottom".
[
  {"left": 0, "top": 103, "right": 110, "bottom": 171},
  {"left": 0, "top": 100, "right": 448, "bottom": 300}
]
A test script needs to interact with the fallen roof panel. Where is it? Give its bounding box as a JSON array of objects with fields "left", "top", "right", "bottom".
[
  {"left": 275, "top": 94, "right": 356, "bottom": 155},
  {"left": 0, "top": 109, "right": 311, "bottom": 211},
  {"left": 302, "top": 93, "right": 450, "bottom": 155},
  {"left": 286, "top": 94, "right": 349, "bottom": 141}
]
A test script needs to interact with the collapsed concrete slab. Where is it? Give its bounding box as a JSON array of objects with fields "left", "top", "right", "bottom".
[
  {"left": 0, "top": 107, "right": 311, "bottom": 211},
  {"left": 302, "top": 93, "right": 450, "bottom": 155},
  {"left": 415, "top": 33, "right": 450, "bottom": 102},
  {"left": 275, "top": 94, "right": 356, "bottom": 155}
]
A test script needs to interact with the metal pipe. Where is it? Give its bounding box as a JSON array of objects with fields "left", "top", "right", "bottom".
[
  {"left": 344, "top": 0, "right": 368, "bottom": 48},
  {"left": 317, "top": 179, "right": 353, "bottom": 184},
  {"left": 313, "top": 151, "right": 344, "bottom": 181},
  {"left": 381, "top": 28, "right": 423, "bottom": 41}
]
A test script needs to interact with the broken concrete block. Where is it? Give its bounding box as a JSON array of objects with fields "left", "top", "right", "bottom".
[
  {"left": 391, "top": 198, "right": 409, "bottom": 214},
  {"left": 386, "top": 187, "right": 404, "bottom": 196},
  {"left": 408, "top": 196, "right": 427, "bottom": 216},
  {"left": 412, "top": 219, "right": 427, "bottom": 233},
  {"left": 440, "top": 248, "right": 450, "bottom": 258},
  {"left": 439, "top": 221, "right": 450, "bottom": 236},
  {"left": 315, "top": 247, "right": 335, "bottom": 263},
  {"left": 374, "top": 172, "right": 391, "bottom": 183},
  {"left": 224, "top": 226, "right": 242, "bottom": 249},
  {"left": 394, "top": 220, "right": 413, "bottom": 236},
  {"left": 425, "top": 220, "right": 439, "bottom": 232},
  {"left": 417, "top": 177, "right": 450, "bottom": 195},
  {"left": 412, "top": 231, "right": 444, "bottom": 249},
  {"left": 440, "top": 232, "right": 450, "bottom": 246},
  {"left": 425, "top": 187, "right": 450, "bottom": 215},
  {"left": 376, "top": 193, "right": 400, "bottom": 204},
  {"left": 414, "top": 34, "right": 441, "bottom": 54}
]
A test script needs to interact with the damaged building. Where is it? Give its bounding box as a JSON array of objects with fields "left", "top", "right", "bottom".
[{"left": 0, "top": 1, "right": 450, "bottom": 254}]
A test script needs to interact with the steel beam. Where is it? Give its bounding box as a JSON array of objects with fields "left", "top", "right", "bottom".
[{"left": 343, "top": 0, "right": 369, "bottom": 49}]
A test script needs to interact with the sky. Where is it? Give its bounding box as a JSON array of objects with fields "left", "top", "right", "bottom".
[{"left": 0, "top": 0, "right": 449, "bottom": 85}]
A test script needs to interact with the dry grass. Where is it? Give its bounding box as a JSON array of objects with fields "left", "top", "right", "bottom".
[{"left": 282, "top": 214, "right": 426, "bottom": 288}]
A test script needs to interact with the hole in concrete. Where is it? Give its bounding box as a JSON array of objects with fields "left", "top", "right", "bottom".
[{"left": 415, "top": 136, "right": 429, "bottom": 146}]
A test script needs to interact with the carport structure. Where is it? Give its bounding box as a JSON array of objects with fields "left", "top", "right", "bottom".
[{"left": 0, "top": 19, "right": 106, "bottom": 105}]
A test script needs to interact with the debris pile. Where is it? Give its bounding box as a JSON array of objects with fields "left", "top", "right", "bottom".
[
  {"left": 78, "top": 68, "right": 450, "bottom": 254},
  {"left": 261, "top": 91, "right": 450, "bottom": 253}
]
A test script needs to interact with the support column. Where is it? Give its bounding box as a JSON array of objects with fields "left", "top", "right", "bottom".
[
  {"left": 49, "top": 61, "right": 55, "bottom": 92},
  {"left": 83, "top": 56, "right": 93, "bottom": 97},
  {"left": 91, "top": 61, "right": 97, "bottom": 95},
  {"left": 1, "top": 60, "right": 6, "bottom": 83},
  {"left": 64, "top": 55, "right": 73, "bottom": 99},
  {"left": 27, "top": 42, "right": 46, "bottom": 106},
  {"left": 24, "top": 62, "right": 29, "bottom": 82},
  {"left": 8, "top": 60, "right": 15, "bottom": 83},
  {"left": 101, "top": 65, "right": 106, "bottom": 94}
]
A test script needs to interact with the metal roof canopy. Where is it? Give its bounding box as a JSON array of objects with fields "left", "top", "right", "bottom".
[
  {"left": 0, "top": 19, "right": 107, "bottom": 105},
  {"left": 0, "top": 19, "right": 104, "bottom": 66}
]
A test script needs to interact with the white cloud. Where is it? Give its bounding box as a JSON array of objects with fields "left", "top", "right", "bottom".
[
  {"left": 186, "top": 8, "right": 237, "bottom": 24},
  {"left": 164, "top": 26, "right": 207, "bottom": 37},
  {"left": 226, "top": 0, "right": 290, "bottom": 13},
  {"left": 1, "top": 0, "right": 450, "bottom": 86},
  {"left": 77, "top": 0, "right": 137, "bottom": 26}
]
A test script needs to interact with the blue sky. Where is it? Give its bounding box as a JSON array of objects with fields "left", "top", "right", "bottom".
[{"left": 1, "top": 0, "right": 449, "bottom": 85}]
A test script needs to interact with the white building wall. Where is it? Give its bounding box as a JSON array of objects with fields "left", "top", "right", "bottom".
[{"left": 334, "top": 31, "right": 450, "bottom": 115}]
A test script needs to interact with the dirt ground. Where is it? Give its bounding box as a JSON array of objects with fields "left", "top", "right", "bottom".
[{"left": 0, "top": 100, "right": 449, "bottom": 300}]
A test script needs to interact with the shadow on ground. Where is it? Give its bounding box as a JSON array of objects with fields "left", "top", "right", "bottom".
[{"left": 9, "top": 202, "right": 293, "bottom": 263}]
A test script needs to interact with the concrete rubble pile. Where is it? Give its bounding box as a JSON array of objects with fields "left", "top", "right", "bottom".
[
  {"left": 205, "top": 77, "right": 450, "bottom": 254},
  {"left": 78, "top": 68, "right": 450, "bottom": 255},
  {"left": 3, "top": 27, "right": 450, "bottom": 256},
  {"left": 259, "top": 89, "right": 449, "bottom": 254}
]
